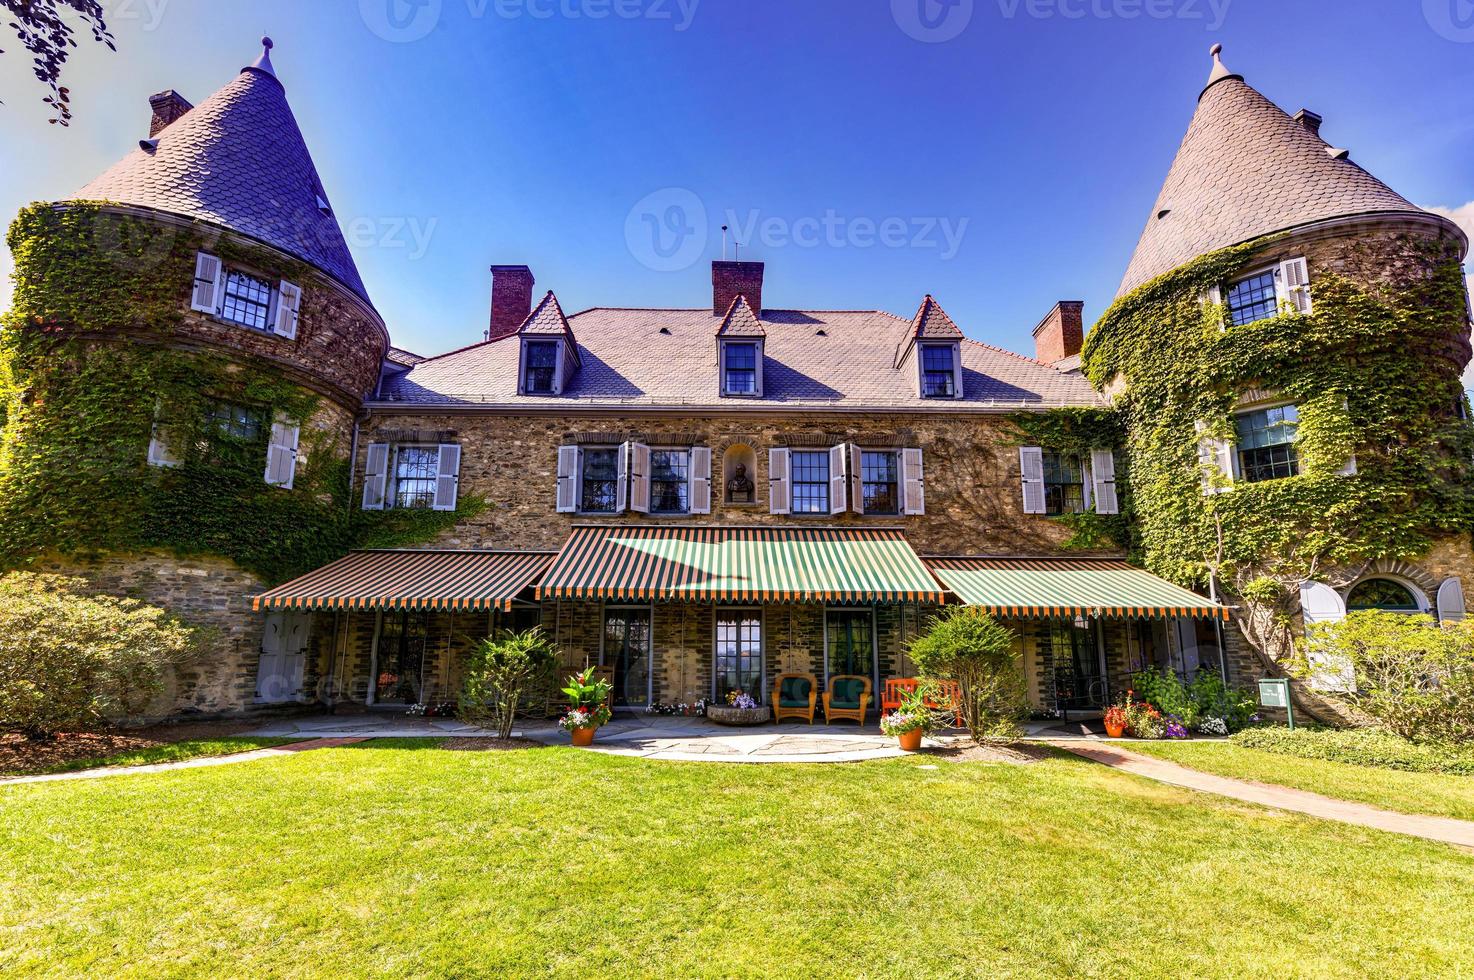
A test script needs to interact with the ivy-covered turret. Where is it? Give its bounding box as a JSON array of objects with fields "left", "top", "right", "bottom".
[
  {"left": 1085, "top": 46, "right": 1474, "bottom": 708},
  {"left": 0, "top": 39, "right": 450, "bottom": 714}
]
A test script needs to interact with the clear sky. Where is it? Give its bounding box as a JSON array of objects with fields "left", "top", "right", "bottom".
[{"left": 2, "top": 0, "right": 1471, "bottom": 374}]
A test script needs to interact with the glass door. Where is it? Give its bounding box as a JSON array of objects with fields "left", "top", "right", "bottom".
[
  {"left": 1049, "top": 622, "right": 1105, "bottom": 710},
  {"left": 715, "top": 610, "right": 763, "bottom": 703},
  {"left": 373, "top": 609, "right": 429, "bottom": 705},
  {"left": 825, "top": 608, "right": 875, "bottom": 686},
  {"left": 603, "top": 607, "right": 652, "bottom": 708}
]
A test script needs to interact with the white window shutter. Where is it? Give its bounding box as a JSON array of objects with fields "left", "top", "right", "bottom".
[
  {"left": 1090, "top": 449, "right": 1119, "bottom": 515},
  {"left": 273, "top": 280, "right": 302, "bottom": 339},
  {"left": 1195, "top": 421, "right": 1234, "bottom": 494},
  {"left": 690, "top": 446, "right": 712, "bottom": 514},
  {"left": 902, "top": 448, "right": 925, "bottom": 515},
  {"left": 556, "top": 445, "right": 580, "bottom": 514},
  {"left": 1019, "top": 447, "right": 1046, "bottom": 515},
  {"left": 849, "top": 444, "right": 865, "bottom": 515},
  {"left": 1437, "top": 577, "right": 1466, "bottom": 623},
  {"left": 951, "top": 344, "right": 965, "bottom": 400},
  {"left": 1278, "top": 258, "right": 1312, "bottom": 315},
  {"left": 361, "top": 442, "right": 390, "bottom": 510},
  {"left": 828, "top": 444, "right": 848, "bottom": 515},
  {"left": 615, "top": 443, "right": 630, "bottom": 513},
  {"left": 1300, "top": 581, "right": 1354, "bottom": 692},
  {"left": 147, "top": 422, "right": 182, "bottom": 468},
  {"left": 629, "top": 442, "right": 651, "bottom": 514},
  {"left": 264, "top": 414, "right": 300, "bottom": 489},
  {"left": 432, "top": 443, "right": 461, "bottom": 511},
  {"left": 191, "top": 252, "right": 223, "bottom": 314},
  {"left": 768, "top": 448, "right": 791, "bottom": 515},
  {"left": 1338, "top": 453, "right": 1358, "bottom": 477}
]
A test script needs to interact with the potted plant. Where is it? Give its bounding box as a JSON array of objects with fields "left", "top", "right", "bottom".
[
  {"left": 1120, "top": 692, "right": 1166, "bottom": 740},
  {"left": 705, "top": 690, "right": 771, "bottom": 726},
  {"left": 879, "top": 689, "right": 937, "bottom": 751},
  {"left": 559, "top": 667, "right": 613, "bottom": 746},
  {"left": 1103, "top": 703, "right": 1128, "bottom": 738}
]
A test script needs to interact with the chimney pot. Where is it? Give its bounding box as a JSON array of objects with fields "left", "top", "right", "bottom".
[
  {"left": 1032, "top": 301, "right": 1085, "bottom": 365},
  {"left": 1293, "top": 108, "right": 1323, "bottom": 137},
  {"left": 147, "top": 90, "right": 194, "bottom": 137},
  {"left": 712, "top": 261, "right": 765, "bottom": 317},
  {"left": 488, "top": 265, "right": 536, "bottom": 341}
]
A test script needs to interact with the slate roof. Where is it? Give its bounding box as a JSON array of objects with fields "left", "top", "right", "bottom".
[
  {"left": 386, "top": 347, "right": 427, "bottom": 367},
  {"left": 715, "top": 295, "right": 766, "bottom": 337},
  {"left": 377, "top": 307, "right": 1102, "bottom": 409},
  {"left": 71, "top": 50, "right": 373, "bottom": 306},
  {"left": 1118, "top": 47, "right": 1430, "bottom": 296}
]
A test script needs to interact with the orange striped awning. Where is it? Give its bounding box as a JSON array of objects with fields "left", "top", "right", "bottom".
[
  {"left": 537, "top": 525, "right": 947, "bottom": 604},
  {"left": 923, "top": 556, "right": 1225, "bottom": 620},
  {"left": 252, "top": 550, "right": 555, "bottom": 612}
]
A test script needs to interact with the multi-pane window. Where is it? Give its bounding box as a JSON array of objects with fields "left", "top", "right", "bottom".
[
  {"left": 220, "top": 269, "right": 274, "bottom": 331},
  {"left": 921, "top": 345, "right": 956, "bottom": 398},
  {"left": 523, "top": 341, "right": 558, "bottom": 394},
  {"left": 826, "top": 609, "right": 874, "bottom": 682},
  {"left": 205, "top": 400, "right": 266, "bottom": 443},
  {"left": 580, "top": 447, "right": 620, "bottom": 513},
  {"left": 1224, "top": 270, "right": 1279, "bottom": 327},
  {"left": 723, "top": 342, "right": 758, "bottom": 395},
  {"left": 1235, "top": 405, "right": 1299, "bottom": 482},
  {"left": 715, "top": 611, "right": 763, "bottom": 703},
  {"left": 861, "top": 450, "right": 900, "bottom": 514},
  {"left": 650, "top": 449, "right": 690, "bottom": 514},
  {"left": 790, "top": 450, "right": 830, "bottom": 514},
  {"left": 1042, "top": 452, "right": 1087, "bottom": 516},
  {"left": 391, "top": 447, "right": 439, "bottom": 509},
  {"left": 1346, "top": 578, "right": 1420, "bottom": 612}
]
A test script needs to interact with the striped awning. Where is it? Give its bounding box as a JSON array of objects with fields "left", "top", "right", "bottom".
[
  {"left": 252, "top": 550, "right": 555, "bottom": 612},
  {"left": 537, "top": 526, "right": 947, "bottom": 604},
  {"left": 924, "top": 556, "right": 1225, "bottom": 620}
]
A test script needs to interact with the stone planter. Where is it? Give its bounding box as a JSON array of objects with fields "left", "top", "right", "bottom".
[{"left": 705, "top": 704, "right": 772, "bottom": 726}]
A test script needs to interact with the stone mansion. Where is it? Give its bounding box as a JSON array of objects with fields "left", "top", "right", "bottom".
[{"left": 2, "top": 40, "right": 1469, "bottom": 721}]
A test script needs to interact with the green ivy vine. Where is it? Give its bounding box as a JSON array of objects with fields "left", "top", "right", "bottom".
[
  {"left": 1005, "top": 407, "right": 1134, "bottom": 552},
  {"left": 1080, "top": 234, "right": 1474, "bottom": 593},
  {"left": 0, "top": 202, "right": 480, "bottom": 584}
]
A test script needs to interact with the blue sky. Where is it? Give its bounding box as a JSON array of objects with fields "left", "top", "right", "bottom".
[{"left": 2, "top": 0, "right": 1471, "bottom": 367}]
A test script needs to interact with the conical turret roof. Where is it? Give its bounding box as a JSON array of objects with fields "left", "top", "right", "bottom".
[
  {"left": 71, "top": 38, "right": 372, "bottom": 305},
  {"left": 1117, "top": 45, "right": 1427, "bottom": 296}
]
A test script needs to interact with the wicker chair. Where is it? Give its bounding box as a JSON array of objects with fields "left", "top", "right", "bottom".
[
  {"left": 823, "top": 675, "right": 872, "bottom": 725},
  {"left": 771, "top": 672, "right": 818, "bottom": 724}
]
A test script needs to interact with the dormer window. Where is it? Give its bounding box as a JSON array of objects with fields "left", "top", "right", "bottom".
[
  {"left": 715, "top": 295, "right": 766, "bottom": 398},
  {"left": 522, "top": 340, "right": 559, "bottom": 395},
  {"left": 722, "top": 341, "right": 760, "bottom": 395},
  {"left": 920, "top": 343, "right": 960, "bottom": 398}
]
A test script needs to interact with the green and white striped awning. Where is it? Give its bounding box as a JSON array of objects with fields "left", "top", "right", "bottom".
[
  {"left": 924, "top": 556, "right": 1224, "bottom": 620},
  {"left": 538, "top": 525, "right": 947, "bottom": 604},
  {"left": 252, "top": 550, "right": 555, "bottom": 612}
]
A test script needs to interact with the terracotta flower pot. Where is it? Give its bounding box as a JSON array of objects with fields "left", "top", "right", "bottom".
[
  {"left": 1105, "top": 721, "right": 1126, "bottom": 738},
  {"left": 897, "top": 728, "right": 924, "bottom": 752},
  {"left": 571, "top": 727, "right": 595, "bottom": 747}
]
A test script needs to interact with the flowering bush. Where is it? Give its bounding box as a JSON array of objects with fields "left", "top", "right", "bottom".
[
  {"left": 1103, "top": 705, "right": 1128, "bottom": 731},
  {"left": 1198, "top": 717, "right": 1229, "bottom": 737},
  {"left": 1118, "top": 692, "right": 1166, "bottom": 739},
  {"left": 726, "top": 691, "right": 759, "bottom": 710},
  {"left": 646, "top": 700, "right": 708, "bottom": 717},
  {"left": 1164, "top": 716, "right": 1190, "bottom": 739}
]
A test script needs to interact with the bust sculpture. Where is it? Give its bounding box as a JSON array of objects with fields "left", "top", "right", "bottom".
[{"left": 726, "top": 462, "right": 755, "bottom": 504}]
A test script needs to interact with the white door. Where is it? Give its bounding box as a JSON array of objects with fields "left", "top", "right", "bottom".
[{"left": 256, "top": 610, "right": 310, "bottom": 703}]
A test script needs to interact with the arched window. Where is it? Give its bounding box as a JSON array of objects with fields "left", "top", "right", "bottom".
[{"left": 1346, "top": 578, "right": 1421, "bottom": 612}]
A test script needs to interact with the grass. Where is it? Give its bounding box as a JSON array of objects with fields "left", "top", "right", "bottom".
[
  {"left": 3, "top": 741, "right": 1474, "bottom": 978},
  {"left": 14, "top": 737, "right": 299, "bottom": 776},
  {"left": 1121, "top": 739, "right": 1474, "bottom": 822}
]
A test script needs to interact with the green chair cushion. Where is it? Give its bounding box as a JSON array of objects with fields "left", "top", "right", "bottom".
[
  {"left": 779, "top": 677, "right": 811, "bottom": 707},
  {"left": 831, "top": 677, "right": 865, "bottom": 709}
]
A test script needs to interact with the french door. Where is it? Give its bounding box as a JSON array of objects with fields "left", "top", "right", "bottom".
[
  {"left": 602, "top": 607, "right": 652, "bottom": 708},
  {"left": 1050, "top": 622, "right": 1106, "bottom": 710},
  {"left": 714, "top": 609, "right": 763, "bottom": 703},
  {"left": 372, "top": 609, "right": 430, "bottom": 705}
]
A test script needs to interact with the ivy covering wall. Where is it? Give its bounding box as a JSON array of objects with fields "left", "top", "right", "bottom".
[
  {"left": 1005, "top": 407, "right": 1133, "bottom": 552},
  {"left": 0, "top": 202, "right": 479, "bottom": 584},
  {"left": 1080, "top": 234, "right": 1474, "bottom": 597}
]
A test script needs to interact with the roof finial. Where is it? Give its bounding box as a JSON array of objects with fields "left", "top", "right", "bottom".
[
  {"left": 247, "top": 35, "right": 278, "bottom": 79},
  {"left": 1201, "top": 42, "right": 1240, "bottom": 98}
]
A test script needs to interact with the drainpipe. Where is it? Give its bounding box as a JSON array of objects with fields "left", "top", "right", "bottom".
[{"left": 348, "top": 415, "right": 362, "bottom": 499}]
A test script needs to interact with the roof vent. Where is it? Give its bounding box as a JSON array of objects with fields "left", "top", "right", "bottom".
[
  {"left": 1293, "top": 109, "right": 1323, "bottom": 137},
  {"left": 315, "top": 193, "right": 332, "bottom": 216},
  {"left": 1156, "top": 205, "right": 1173, "bottom": 220},
  {"left": 1326, "top": 147, "right": 1351, "bottom": 161},
  {"left": 138, "top": 138, "right": 159, "bottom": 153},
  {"left": 815, "top": 328, "right": 827, "bottom": 336},
  {"left": 247, "top": 36, "right": 277, "bottom": 79},
  {"left": 659, "top": 326, "right": 672, "bottom": 335}
]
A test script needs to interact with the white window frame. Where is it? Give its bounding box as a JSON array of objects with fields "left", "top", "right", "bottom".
[
  {"left": 519, "top": 338, "right": 564, "bottom": 396},
  {"left": 916, "top": 341, "right": 964, "bottom": 400},
  {"left": 850, "top": 446, "right": 903, "bottom": 517},
  {"left": 193, "top": 251, "right": 299, "bottom": 339},
  {"left": 574, "top": 444, "right": 624, "bottom": 516},
  {"left": 1220, "top": 264, "right": 1280, "bottom": 328},
  {"left": 712, "top": 607, "right": 765, "bottom": 703},
  {"left": 646, "top": 446, "right": 694, "bottom": 516},
  {"left": 369, "top": 443, "right": 462, "bottom": 511},
  {"left": 788, "top": 447, "right": 837, "bottom": 516},
  {"left": 1230, "top": 402, "right": 1301, "bottom": 484},
  {"left": 718, "top": 339, "right": 764, "bottom": 398}
]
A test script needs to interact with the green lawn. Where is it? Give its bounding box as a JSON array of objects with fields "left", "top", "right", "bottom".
[
  {"left": 3, "top": 741, "right": 1474, "bottom": 978},
  {"left": 18, "top": 737, "right": 298, "bottom": 776},
  {"left": 1122, "top": 740, "right": 1474, "bottom": 822}
]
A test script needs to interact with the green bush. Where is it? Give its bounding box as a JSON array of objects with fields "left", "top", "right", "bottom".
[
  {"left": 1232, "top": 726, "right": 1474, "bottom": 776},
  {"left": 458, "top": 629, "right": 558, "bottom": 739},
  {"left": 0, "top": 572, "right": 200, "bottom": 739},
  {"left": 907, "top": 608, "right": 1027, "bottom": 741},
  {"left": 1130, "top": 666, "right": 1257, "bottom": 733},
  {"left": 1304, "top": 611, "right": 1474, "bottom": 743}
]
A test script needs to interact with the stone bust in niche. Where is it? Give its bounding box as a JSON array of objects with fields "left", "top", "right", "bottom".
[{"left": 726, "top": 463, "right": 755, "bottom": 504}]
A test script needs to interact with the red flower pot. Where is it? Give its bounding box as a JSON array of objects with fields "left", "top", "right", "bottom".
[
  {"left": 897, "top": 728, "right": 924, "bottom": 752},
  {"left": 1105, "top": 721, "right": 1126, "bottom": 738},
  {"left": 571, "top": 727, "right": 595, "bottom": 747}
]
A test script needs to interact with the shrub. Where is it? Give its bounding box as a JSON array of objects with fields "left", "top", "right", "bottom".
[
  {"left": 1129, "top": 667, "right": 1257, "bottom": 733},
  {"left": 907, "top": 608, "right": 1027, "bottom": 741},
  {"left": 458, "top": 628, "right": 558, "bottom": 739},
  {"left": 1231, "top": 726, "right": 1474, "bottom": 776},
  {"left": 1305, "top": 611, "right": 1474, "bottom": 743},
  {"left": 0, "top": 573, "right": 199, "bottom": 739}
]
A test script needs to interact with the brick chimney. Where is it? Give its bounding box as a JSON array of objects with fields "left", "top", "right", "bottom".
[
  {"left": 1032, "top": 301, "right": 1085, "bottom": 365},
  {"left": 148, "top": 90, "right": 194, "bottom": 136},
  {"left": 488, "top": 265, "right": 536, "bottom": 341},
  {"left": 712, "top": 261, "right": 764, "bottom": 316}
]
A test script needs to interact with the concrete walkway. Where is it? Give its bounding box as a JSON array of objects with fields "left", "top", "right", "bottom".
[
  {"left": 1053, "top": 741, "right": 1474, "bottom": 849},
  {"left": 0, "top": 738, "right": 364, "bottom": 787}
]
